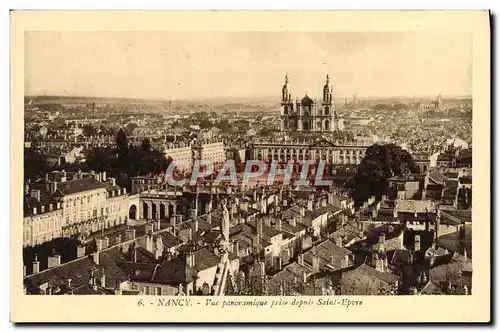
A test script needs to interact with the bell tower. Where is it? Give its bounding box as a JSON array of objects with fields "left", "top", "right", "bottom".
[
  {"left": 321, "top": 74, "right": 337, "bottom": 132},
  {"left": 323, "top": 74, "right": 332, "bottom": 104},
  {"left": 280, "top": 73, "right": 294, "bottom": 131}
]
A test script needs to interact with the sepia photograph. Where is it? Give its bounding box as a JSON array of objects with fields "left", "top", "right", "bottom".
[{"left": 10, "top": 10, "right": 490, "bottom": 323}]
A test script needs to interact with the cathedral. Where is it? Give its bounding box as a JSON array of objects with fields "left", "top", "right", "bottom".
[{"left": 280, "top": 74, "right": 342, "bottom": 133}]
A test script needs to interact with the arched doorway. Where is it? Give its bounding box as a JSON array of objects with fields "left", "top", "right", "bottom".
[
  {"left": 159, "top": 203, "right": 166, "bottom": 220},
  {"left": 129, "top": 205, "right": 137, "bottom": 220},
  {"left": 142, "top": 202, "right": 149, "bottom": 219}
]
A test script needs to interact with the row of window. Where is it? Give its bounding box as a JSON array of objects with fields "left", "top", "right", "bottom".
[
  {"left": 24, "top": 217, "right": 63, "bottom": 237},
  {"left": 65, "top": 195, "right": 105, "bottom": 209},
  {"left": 132, "top": 284, "right": 163, "bottom": 295}
]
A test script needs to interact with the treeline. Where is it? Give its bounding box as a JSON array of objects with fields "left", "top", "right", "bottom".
[
  {"left": 24, "top": 128, "right": 172, "bottom": 190},
  {"left": 346, "top": 144, "right": 418, "bottom": 208}
]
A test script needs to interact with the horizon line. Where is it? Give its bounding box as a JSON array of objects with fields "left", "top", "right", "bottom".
[{"left": 24, "top": 93, "right": 473, "bottom": 103}]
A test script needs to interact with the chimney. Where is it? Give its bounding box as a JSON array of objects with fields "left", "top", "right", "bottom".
[
  {"left": 77, "top": 244, "right": 86, "bottom": 258},
  {"left": 115, "top": 234, "right": 122, "bottom": 245},
  {"left": 277, "top": 219, "right": 282, "bottom": 232},
  {"left": 32, "top": 255, "right": 40, "bottom": 274},
  {"left": 132, "top": 247, "right": 138, "bottom": 262},
  {"left": 29, "top": 189, "right": 41, "bottom": 202},
  {"left": 155, "top": 246, "right": 162, "bottom": 260},
  {"left": 100, "top": 270, "right": 106, "bottom": 288},
  {"left": 49, "top": 203, "right": 53, "bottom": 212},
  {"left": 300, "top": 206, "right": 306, "bottom": 216},
  {"left": 41, "top": 205, "right": 45, "bottom": 214},
  {"left": 186, "top": 252, "right": 195, "bottom": 268},
  {"left": 57, "top": 202, "right": 61, "bottom": 209},
  {"left": 206, "top": 213, "right": 212, "bottom": 224},
  {"left": 429, "top": 253, "right": 435, "bottom": 267},
  {"left": 96, "top": 238, "right": 103, "bottom": 252},
  {"left": 233, "top": 241, "right": 239, "bottom": 258},
  {"left": 302, "top": 271, "right": 307, "bottom": 283},
  {"left": 256, "top": 218, "right": 263, "bottom": 240},
  {"left": 67, "top": 278, "right": 72, "bottom": 289},
  {"left": 334, "top": 236, "right": 342, "bottom": 247},
  {"left": 32, "top": 207, "right": 37, "bottom": 215},
  {"left": 92, "top": 251, "right": 100, "bottom": 265},
  {"left": 414, "top": 234, "right": 421, "bottom": 252},
  {"left": 89, "top": 269, "right": 97, "bottom": 290},
  {"left": 312, "top": 254, "right": 320, "bottom": 274},
  {"left": 307, "top": 198, "right": 313, "bottom": 211},
  {"left": 321, "top": 197, "right": 327, "bottom": 207},
  {"left": 341, "top": 255, "right": 349, "bottom": 268},
  {"left": 326, "top": 192, "right": 333, "bottom": 205},
  {"left": 298, "top": 254, "right": 304, "bottom": 265},
  {"left": 102, "top": 171, "right": 107, "bottom": 182},
  {"left": 379, "top": 232, "right": 386, "bottom": 246},
  {"left": 193, "top": 218, "right": 199, "bottom": 232},
  {"left": 146, "top": 234, "right": 154, "bottom": 252},
  {"left": 47, "top": 254, "right": 61, "bottom": 268},
  {"left": 50, "top": 181, "right": 58, "bottom": 194}
]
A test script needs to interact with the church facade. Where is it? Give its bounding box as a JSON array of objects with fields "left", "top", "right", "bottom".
[{"left": 280, "top": 74, "right": 342, "bottom": 132}]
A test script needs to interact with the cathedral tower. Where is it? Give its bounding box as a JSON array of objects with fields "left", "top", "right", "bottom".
[{"left": 279, "top": 73, "right": 341, "bottom": 133}]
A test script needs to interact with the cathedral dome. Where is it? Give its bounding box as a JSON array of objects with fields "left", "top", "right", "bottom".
[{"left": 301, "top": 94, "right": 314, "bottom": 106}]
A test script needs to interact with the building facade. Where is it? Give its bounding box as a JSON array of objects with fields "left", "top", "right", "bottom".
[
  {"left": 23, "top": 171, "right": 137, "bottom": 247},
  {"left": 163, "top": 142, "right": 192, "bottom": 170},
  {"left": 249, "top": 137, "right": 367, "bottom": 173},
  {"left": 280, "top": 74, "right": 341, "bottom": 133}
]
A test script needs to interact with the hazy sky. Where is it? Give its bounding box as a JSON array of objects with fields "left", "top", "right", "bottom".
[{"left": 25, "top": 31, "right": 472, "bottom": 100}]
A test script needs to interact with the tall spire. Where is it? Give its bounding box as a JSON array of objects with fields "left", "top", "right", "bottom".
[
  {"left": 323, "top": 74, "right": 332, "bottom": 104},
  {"left": 282, "top": 73, "right": 291, "bottom": 103}
]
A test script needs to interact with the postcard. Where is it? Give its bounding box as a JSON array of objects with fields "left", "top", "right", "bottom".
[{"left": 10, "top": 10, "right": 490, "bottom": 323}]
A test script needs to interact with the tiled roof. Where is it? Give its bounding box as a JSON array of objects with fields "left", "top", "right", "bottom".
[
  {"left": 193, "top": 248, "right": 220, "bottom": 271},
  {"left": 441, "top": 210, "right": 472, "bottom": 224},
  {"left": 151, "top": 259, "right": 195, "bottom": 285},
  {"left": 55, "top": 178, "right": 108, "bottom": 195},
  {"left": 344, "top": 263, "right": 400, "bottom": 285},
  {"left": 428, "top": 171, "right": 447, "bottom": 184},
  {"left": 395, "top": 199, "right": 435, "bottom": 213}
]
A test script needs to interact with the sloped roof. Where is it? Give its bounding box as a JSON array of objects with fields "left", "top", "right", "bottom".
[{"left": 55, "top": 178, "right": 108, "bottom": 195}]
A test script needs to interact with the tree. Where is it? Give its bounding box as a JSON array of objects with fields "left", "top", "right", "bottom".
[
  {"left": 141, "top": 138, "right": 152, "bottom": 152},
  {"left": 82, "top": 124, "right": 96, "bottom": 137},
  {"left": 347, "top": 144, "right": 418, "bottom": 208},
  {"left": 24, "top": 148, "right": 51, "bottom": 182},
  {"left": 125, "top": 122, "right": 138, "bottom": 135},
  {"left": 85, "top": 148, "right": 115, "bottom": 173},
  {"left": 116, "top": 128, "right": 129, "bottom": 160}
]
